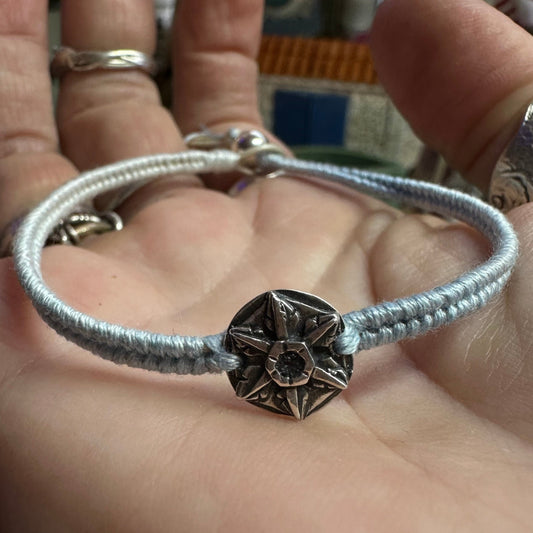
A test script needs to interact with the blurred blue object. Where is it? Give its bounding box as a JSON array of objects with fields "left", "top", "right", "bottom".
[{"left": 273, "top": 90, "right": 348, "bottom": 146}]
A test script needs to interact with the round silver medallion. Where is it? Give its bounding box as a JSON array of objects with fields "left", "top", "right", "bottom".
[{"left": 225, "top": 290, "right": 353, "bottom": 420}]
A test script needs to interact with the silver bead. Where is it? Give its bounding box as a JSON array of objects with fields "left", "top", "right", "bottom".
[
  {"left": 225, "top": 290, "right": 354, "bottom": 420},
  {"left": 231, "top": 130, "right": 269, "bottom": 152}
]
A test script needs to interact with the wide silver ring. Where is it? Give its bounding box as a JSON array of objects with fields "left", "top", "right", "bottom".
[
  {"left": 489, "top": 102, "right": 533, "bottom": 212},
  {"left": 50, "top": 46, "right": 159, "bottom": 78}
]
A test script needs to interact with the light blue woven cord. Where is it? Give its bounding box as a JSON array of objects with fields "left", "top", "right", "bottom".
[
  {"left": 259, "top": 154, "right": 519, "bottom": 354},
  {"left": 13, "top": 149, "right": 519, "bottom": 375},
  {"left": 14, "top": 150, "right": 242, "bottom": 374}
]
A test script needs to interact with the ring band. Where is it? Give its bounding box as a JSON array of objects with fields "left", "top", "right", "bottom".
[
  {"left": 47, "top": 210, "right": 123, "bottom": 245},
  {"left": 13, "top": 131, "right": 519, "bottom": 419},
  {"left": 0, "top": 208, "right": 123, "bottom": 258},
  {"left": 489, "top": 101, "right": 533, "bottom": 212},
  {"left": 50, "top": 46, "right": 159, "bottom": 78}
]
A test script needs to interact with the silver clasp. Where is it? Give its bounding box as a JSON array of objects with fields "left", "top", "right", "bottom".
[{"left": 185, "top": 128, "right": 286, "bottom": 177}]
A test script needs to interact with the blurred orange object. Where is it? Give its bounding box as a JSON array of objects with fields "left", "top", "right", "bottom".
[{"left": 258, "top": 35, "right": 378, "bottom": 84}]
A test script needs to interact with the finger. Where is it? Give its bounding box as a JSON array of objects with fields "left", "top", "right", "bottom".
[
  {"left": 172, "top": 0, "right": 264, "bottom": 134},
  {"left": 371, "top": 0, "right": 533, "bottom": 190},
  {"left": 0, "top": 0, "right": 76, "bottom": 231},
  {"left": 56, "top": 0, "right": 185, "bottom": 170},
  {"left": 362, "top": 200, "right": 533, "bottom": 441},
  {"left": 172, "top": 0, "right": 289, "bottom": 190}
]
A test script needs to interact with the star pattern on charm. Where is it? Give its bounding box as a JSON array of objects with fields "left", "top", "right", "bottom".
[{"left": 226, "top": 291, "right": 353, "bottom": 420}]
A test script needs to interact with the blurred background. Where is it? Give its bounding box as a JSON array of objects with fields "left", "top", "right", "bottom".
[{"left": 48, "top": 0, "right": 533, "bottom": 185}]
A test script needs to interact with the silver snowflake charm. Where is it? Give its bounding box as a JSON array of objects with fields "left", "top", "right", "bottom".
[{"left": 225, "top": 290, "right": 354, "bottom": 420}]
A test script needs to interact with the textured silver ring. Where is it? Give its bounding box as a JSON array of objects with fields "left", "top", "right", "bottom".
[
  {"left": 50, "top": 46, "right": 159, "bottom": 78},
  {"left": 0, "top": 208, "right": 123, "bottom": 257},
  {"left": 46, "top": 209, "right": 124, "bottom": 245},
  {"left": 489, "top": 102, "right": 533, "bottom": 212}
]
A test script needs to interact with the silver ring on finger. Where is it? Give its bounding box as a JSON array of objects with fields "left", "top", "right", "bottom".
[
  {"left": 50, "top": 46, "right": 159, "bottom": 78},
  {"left": 489, "top": 101, "right": 533, "bottom": 212}
]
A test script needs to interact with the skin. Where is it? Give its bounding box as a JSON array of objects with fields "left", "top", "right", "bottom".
[{"left": 1, "top": 0, "right": 533, "bottom": 531}]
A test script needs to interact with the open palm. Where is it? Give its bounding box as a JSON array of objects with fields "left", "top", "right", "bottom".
[{"left": 2, "top": 1, "right": 533, "bottom": 531}]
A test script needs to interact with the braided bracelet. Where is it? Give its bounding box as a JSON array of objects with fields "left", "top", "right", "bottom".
[{"left": 13, "top": 130, "right": 519, "bottom": 420}]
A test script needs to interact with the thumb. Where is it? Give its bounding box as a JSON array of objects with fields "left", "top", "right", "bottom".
[{"left": 370, "top": 0, "right": 533, "bottom": 191}]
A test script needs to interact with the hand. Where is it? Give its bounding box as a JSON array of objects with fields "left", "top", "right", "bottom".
[{"left": 1, "top": 1, "right": 533, "bottom": 531}]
